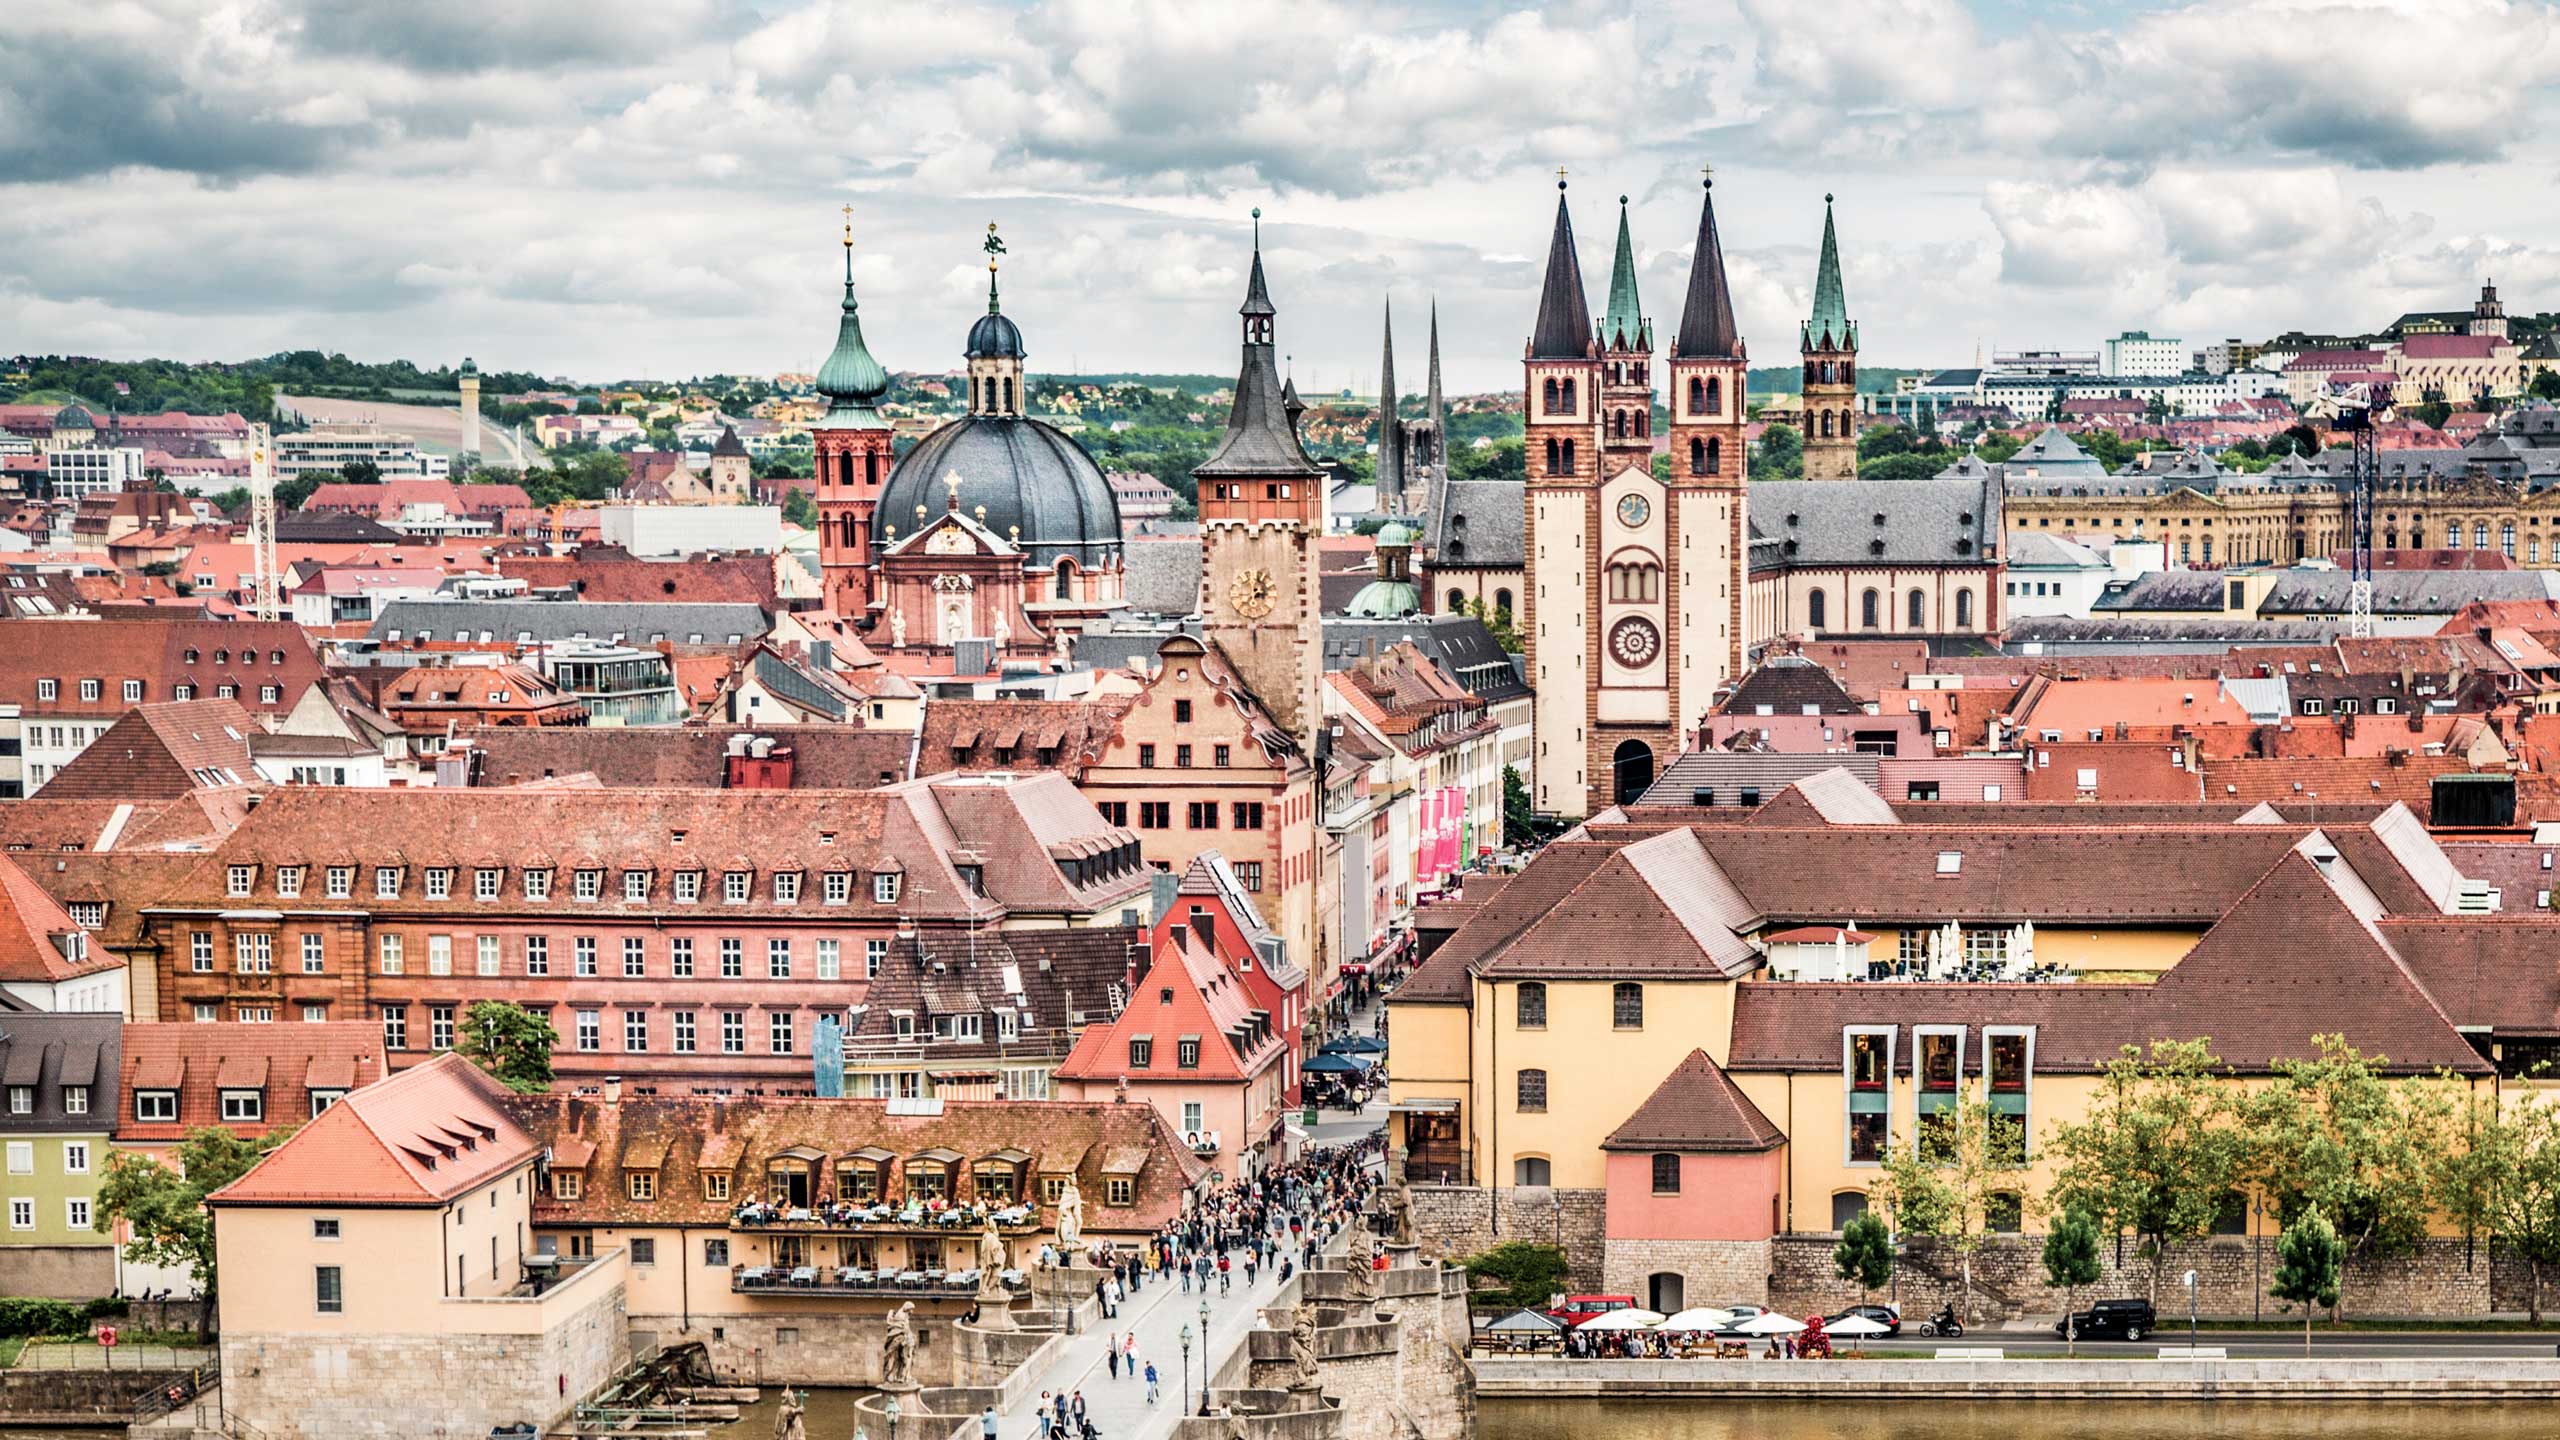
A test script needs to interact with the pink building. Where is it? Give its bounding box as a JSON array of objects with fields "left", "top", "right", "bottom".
[
  {"left": 1152, "top": 853, "right": 1308, "bottom": 1104},
  {"left": 1601, "top": 1049, "right": 1786, "bottom": 1314}
]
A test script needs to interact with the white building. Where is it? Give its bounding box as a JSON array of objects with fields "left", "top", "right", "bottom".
[
  {"left": 45, "top": 446, "right": 148, "bottom": 498},
  {"left": 275, "top": 423, "right": 439, "bottom": 479},
  {"left": 2001, "top": 531, "right": 2144, "bottom": 619},
  {"left": 598, "top": 504, "right": 781, "bottom": 557},
  {"left": 2102, "top": 331, "right": 2188, "bottom": 379}
]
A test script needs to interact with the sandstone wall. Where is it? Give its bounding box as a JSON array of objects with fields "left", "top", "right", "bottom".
[{"left": 1409, "top": 1185, "right": 1605, "bottom": 1289}]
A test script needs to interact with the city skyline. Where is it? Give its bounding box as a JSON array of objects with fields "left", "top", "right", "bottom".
[{"left": 4, "top": 0, "right": 2557, "bottom": 392}]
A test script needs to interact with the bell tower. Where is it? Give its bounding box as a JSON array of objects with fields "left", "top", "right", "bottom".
[
  {"left": 1666, "top": 169, "right": 1751, "bottom": 740},
  {"left": 1597, "top": 196, "right": 1654, "bottom": 471},
  {"left": 1195, "top": 209, "right": 1326, "bottom": 750},
  {"left": 1799, "top": 194, "right": 1860, "bottom": 481},
  {"left": 812, "top": 208, "right": 895, "bottom": 619},
  {"left": 1520, "top": 176, "right": 1604, "bottom": 818}
]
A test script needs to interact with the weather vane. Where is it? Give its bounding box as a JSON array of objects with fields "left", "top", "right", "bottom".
[{"left": 985, "top": 221, "right": 1006, "bottom": 273}]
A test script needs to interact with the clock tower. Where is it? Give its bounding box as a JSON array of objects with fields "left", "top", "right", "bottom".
[{"left": 1196, "top": 209, "right": 1326, "bottom": 751}]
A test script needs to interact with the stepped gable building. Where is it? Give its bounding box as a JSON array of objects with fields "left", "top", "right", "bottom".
[
  {"left": 1798, "top": 195, "right": 1860, "bottom": 480},
  {"left": 813, "top": 218, "right": 1127, "bottom": 648},
  {"left": 1522, "top": 178, "right": 1752, "bottom": 818}
]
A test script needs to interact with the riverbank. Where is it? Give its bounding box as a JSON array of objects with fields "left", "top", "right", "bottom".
[
  {"left": 1482, "top": 1397, "right": 2560, "bottom": 1440},
  {"left": 1470, "top": 1355, "right": 2560, "bottom": 1399}
]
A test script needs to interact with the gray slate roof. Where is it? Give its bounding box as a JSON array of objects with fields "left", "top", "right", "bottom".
[
  {"left": 1123, "top": 539, "right": 1203, "bottom": 617},
  {"left": 1749, "top": 476, "right": 1999, "bottom": 573},
  {"left": 0, "top": 1014, "right": 120, "bottom": 1133},
  {"left": 1639, "top": 751, "right": 1883, "bottom": 805},
  {"left": 1321, "top": 615, "right": 1530, "bottom": 704},
  {"left": 2093, "top": 568, "right": 2560, "bottom": 618},
  {"left": 368, "top": 599, "right": 771, "bottom": 645},
  {"left": 1431, "top": 480, "right": 1524, "bottom": 568}
]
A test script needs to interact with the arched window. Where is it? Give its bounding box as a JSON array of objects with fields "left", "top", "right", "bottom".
[
  {"left": 1820, "top": 410, "right": 1835, "bottom": 439},
  {"left": 1516, "top": 982, "right": 1546, "bottom": 1028},
  {"left": 982, "top": 377, "right": 997, "bottom": 412},
  {"left": 2478, "top": 521, "right": 2491, "bottom": 550},
  {"left": 1908, "top": 589, "right": 1925, "bottom": 628},
  {"left": 1706, "top": 437, "right": 1722, "bottom": 476},
  {"left": 1843, "top": 361, "right": 1856, "bottom": 385},
  {"left": 1688, "top": 376, "right": 1705, "bottom": 413},
  {"left": 1808, "top": 589, "right": 1827, "bottom": 630},
  {"left": 1055, "top": 558, "right": 1075, "bottom": 600},
  {"left": 1448, "top": 588, "right": 1465, "bottom": 612},
  {"left": 1612, "top": 982, "right": 1644, "bottom": 1029},
  {"left": 1544, "top": 438, "right": 1561, "bottom": 476},
  {"left": 1689, "top": 438, "right": 1706, "bottom": 475},
  {"left": 1612, "top": 739, "right": 1654, "bottom": 805},
  {"left": 1803, "top": 361, "right": 1817, "bottom": 386},
  {"left": 1003, "top": 377, "right": 1016, "bottom": 413},
  {"left": 1955, "top": 589, "right": 1974, "bottom": 628},
  {"left": 1562, "top": 440, "right": 1576, "bottom": 472},
  {"left": 1561, "top": 379, "right": 1576, "bottom": 411},
  {"left": 1495, "top": 588, "right": 1513, "bottom": 616},
  {"left": 1517, "top": 1069, "right": 1548, "bottom": 1112},
  {"left": 1638, "top": 409, "right": 1649, "bottom": 437},
  {"left": 1861, "top": 588, "right": 1880, "bottom": 629},
  {"left": 1706, "top": 376, "right": 1722, "bottom": 412},
  {"left": 1647, "top": 1271, "right": 1685, "bottom": 1314},
  {"left": 1822, "top": 361, "right": 1837, "bottom": 385},
  {"left": 1514, "top": 1156, "right": 1552, "bottom": 1187},
  {"left": 1830, "top": 1191, "right": 1870, "bottom": 1229},
  {"left": 1542, "top": 377, "right": 1558, "bottom": 412}
]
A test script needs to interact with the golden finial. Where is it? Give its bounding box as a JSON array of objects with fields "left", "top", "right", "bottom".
[
  {"left": 975, "top": 504, "right": 988, "bottom": 521},
  {"left": 841, "top": 203, "right": 853, "bottom": 247}
]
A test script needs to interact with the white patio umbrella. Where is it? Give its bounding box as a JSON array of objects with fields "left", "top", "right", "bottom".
[
  {"left": 1577, "top": 1309, "right": 1666, "bottom": 1331},
  {"left": 1732, "top": 1311, "right": 1805, "bottom": 1335},
  {"left": 1660, "top": 1308, "right": 1735, "bottom": 1332},
  {"left": 1826, "top": 1312, "right": 1891, "bottom": 1352}
]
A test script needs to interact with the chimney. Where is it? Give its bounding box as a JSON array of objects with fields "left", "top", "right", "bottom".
[
  {"left": 603, "top": 1075, "right": 623, "bottom": 1104},
  {"left": 1126, "top": 938, "right": 1149, "bottom": 992}
]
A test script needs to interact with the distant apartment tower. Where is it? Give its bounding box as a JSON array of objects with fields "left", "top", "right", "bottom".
[
  {"left": 46, "top": 445, "right": 148, "bottom": 498},
  {"left": 2101, "top": 331, "right": 2187, "bottom": 379},
  {"left": 458, "top": 356, "right": 481, "bottom": 462}
]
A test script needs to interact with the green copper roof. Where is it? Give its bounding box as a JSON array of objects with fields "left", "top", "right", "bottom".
[
  {"left": 1804, "top": 194, "right": 1854, "bottom": 352},
  {"left": 816, "top": 234, "right": 890, "bottom": 429},
  {"left": 1343, "top": 578, "right": 1420, "bottom": 618},
  {"left": 1601, "top": 196, "right": 1647, "bottom": 352}
]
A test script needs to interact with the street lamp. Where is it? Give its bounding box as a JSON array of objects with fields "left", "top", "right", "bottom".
[
  {"left": 1178, "top": 1322, "right": 1193, "bottom": 1416},
  {"left": 1198, "top": 1299, "right": 1213, "bottom": 1413},
  {"left": 2184, "top": 1269, "right": 2199, "bottom": 1351}
]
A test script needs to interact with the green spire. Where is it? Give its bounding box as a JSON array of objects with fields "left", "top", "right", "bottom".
[
  {"left": 1805, "top": 192, "right": 1854, "bottom": 352},
  {"left": 1601, "top": 195, "right": 1646, "bottom": 352},
  {"left": 815, "top": 211, "right": 890, "bottom": 429}
]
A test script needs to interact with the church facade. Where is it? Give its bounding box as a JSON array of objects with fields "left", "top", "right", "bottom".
[{"left": 1521, "top": 180, "right": 1750, "bottom": 820}]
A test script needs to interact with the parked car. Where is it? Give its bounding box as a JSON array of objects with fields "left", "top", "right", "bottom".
[
  {"left": 1827, "top": 1303, "right": 1902, "bottom": 1336},
  {"left": 1707, "top": 1303, "right": 1768, "bottom": 1334},
  {"left": 1544, "top": 1294, "right": 1638, "bottom": 1329},
  {"left": 2054, "top": 1298, "right": 2157, "bottom": 1341}
]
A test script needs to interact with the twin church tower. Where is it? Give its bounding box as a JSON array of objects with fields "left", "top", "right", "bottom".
[{"left": 1522, "top": 177, "right": 1859, "bottom": 818}]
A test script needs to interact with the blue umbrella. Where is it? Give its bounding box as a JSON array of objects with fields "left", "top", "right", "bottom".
[
  {"left": 1321, "top": 1035, "right": 1387, "bottom": 1055},
  {"left": 1301, "top": 1052, "right": 1373, "bottom": 1073}
]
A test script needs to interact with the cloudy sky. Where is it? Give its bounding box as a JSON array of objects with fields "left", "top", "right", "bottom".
[{"left": 5, "top": 0, "right": 2558, "bottom": 394}]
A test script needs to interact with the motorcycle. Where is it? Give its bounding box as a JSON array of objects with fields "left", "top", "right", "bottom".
[{"left": 1916, "top": 1306, "right": 1965, "bottom": 1339}]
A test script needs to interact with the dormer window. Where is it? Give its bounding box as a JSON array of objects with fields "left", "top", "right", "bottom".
[
  {"left": 423, "top": 868, "right": 452, "bottom": 900},
  {"left": 573, "top": 869, "right": 602, "bottom": 901},
  {"left": 524, "top": 869, "right": 552, "bottom": 900},
  {"left": 226, "top": 865, "right": 255, "bottom": 897},
  {"left": 376, "top": 866, "right": 402, "bottom": 899},
  {"left": 622, "top": 870, "right": 650, "bottom": 902}
]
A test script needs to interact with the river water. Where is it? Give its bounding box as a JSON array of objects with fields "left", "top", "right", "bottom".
[
  {"left": 1484, "top": 1400, "right": 2553, "bottom": 1440},
  {"left": 704, "top": 1385, "right": 877, "bottom": 1439}
]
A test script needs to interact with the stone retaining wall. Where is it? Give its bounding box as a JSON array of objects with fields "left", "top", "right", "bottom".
[
  {"left": 1410, "top": 1185, "right": 1605, "bottom": 1287},
  {"left": 1768, "top": 1232, "right": 2496, "bottom": 1320},
  {"left": 1472, "top": 1355, "right": 2560, "bottom": 1399},
  {"left": 0, "top": 1366, "right": 194, "bottom": 1419}
]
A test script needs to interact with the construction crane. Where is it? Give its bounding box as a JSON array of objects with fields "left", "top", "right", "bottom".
[
  {"left": 2306, "top": 383, "right": 2388, "bottom": 639},
  {"left": 247, "top": 423, "right": 281, "bottom": 622}
]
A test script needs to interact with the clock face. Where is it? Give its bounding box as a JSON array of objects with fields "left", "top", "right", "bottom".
[
  {"left": 1609, "top": 616, "right": 1662, "bottom": 667},
  {"left": 1228, "top": 568, "right": 1277, "bottom": 618},
  {"left": 1616, "top": 493, "right": 1651, "bottom": 528}
]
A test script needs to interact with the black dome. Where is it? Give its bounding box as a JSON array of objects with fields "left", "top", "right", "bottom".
[
  {"left": 967, "top": 312, "right": 1025, "bottom": 359},
  {"left": 881, "top": 415, "right": 1121, "bottom": 570}
]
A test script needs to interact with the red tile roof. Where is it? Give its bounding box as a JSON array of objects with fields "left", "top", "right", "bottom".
[
  {"left": 0, "top": 619, "right": 325, "bottom": 719},
  {"left": 1602, "top": 1048, "right": 1785, "bottom": 1152},
  {"left": 211, "top": 1052, "right": 539, "bottom": 1207},
  {"left": 115, "top": 1022, "right": 386, "bottom": 1145},
  {"left": 1054, "top": 928, "right": 1284, "bottom": 1084},
  {"left": 0, "top": 854, "right": 100, "bottom": 985},
  {"left": 34, "top": 698, "right": 260, "bottom": 800}
]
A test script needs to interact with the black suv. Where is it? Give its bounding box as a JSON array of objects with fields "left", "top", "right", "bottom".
[{"left": 2054, "top": 1298, "right": 2156, "bottom": 1341}]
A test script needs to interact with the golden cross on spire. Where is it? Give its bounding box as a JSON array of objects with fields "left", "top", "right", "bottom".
[
  {"left": 841, "top": 203, "right": 853, "bottom": 246},
  {"left": 1701, "top": 162, "right": 1714, "bottom": 183}
]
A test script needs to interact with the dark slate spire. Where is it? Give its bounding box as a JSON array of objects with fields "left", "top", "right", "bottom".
[
  {"left": 1529, "top": 178, "right": 1595, "bottom": 359},
  {"left": 1601, "top": 195, "right": 1646, "bottom": 351},
  {"left": 1197, "top": 209, "right": 1320, "bottom": 479},
  {"left": 1805, "top": 193, "right": 1854, "bottom": 351},
  {"left": 1675, "top": 171, "right": 1742, "bottom": 360},
  {"left": 1377, "top": 298, "right": 1403, "bottom": 507},
  {"left": 1426, "top": 298, "right": 1445, "bottom": 438}
]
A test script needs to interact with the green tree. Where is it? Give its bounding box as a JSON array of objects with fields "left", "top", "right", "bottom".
[
  {"left": 1464, "top": 597, "right": 1522, "bottom": 654},
  {"left": 1456, "top": 1240, "right": 1568, "bottom": 1311},
  {"left": 95, "top": 1123, "right": 298, "bottom": 1339},
  {"left": 1649, "top": 453, "right": 1673, "bottom": 483},
  {"left": 1975, "top": 434, "right": 2025, "bottom": 465},
  {"left": 1749, "top": 424, "right": 1803, "bottom": 481},
  {"left": 338, "top": 458, "right": 381, "bottom": 484},
  {"left": 1834, "top": 1210, "right": 1893, "bottom": 1305},
  {"left": 1450, "top": 437, "right": 1525, "bottom": 485},
  {"left": 2465, "top": 1101, "right": 2560, "bottom": 1320},
  {"left": 1500, "top": 765, "right": 1535, "bottom": 852},
  {"left": 2044, "top": 1039, "right": 2244, "bottom": 1303},
  {"left": 2240, "top": 1035, "right": 2447, "bottom": 1318},
  {"left": 2042, "top": 1208, "right": 2104, "bottom": 1355},
  {"left": 781, "top": 487, "right": 819, "bottom": 529},
  {"left": 1857, "top": 452, "right": 1944, "bottom": 481},
  {"left": 1871, "top": 1094, "right": 2024, "bottom": 1324},
  {"left": 2531, "top": 369, "right": 2560, "bottom": 402},
  {"left": 2411, "top": 400, "right": 2453, "bottom": 429},
  {"left": 2270, "top": 1207, "right": 2343, "bottom": 1352},
  {"left": 275, "top": 475, "right": 321, "bottom": 513},
  {"left": 455, "top": 1000, "right": 557, "bottom": 1093}
]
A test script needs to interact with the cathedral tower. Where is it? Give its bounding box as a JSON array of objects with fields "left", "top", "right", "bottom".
[
  {"left": 1666, "top": 172, "right": 1752, "bottom": 720},
  {"left": 1521, "top": 178, "right": 1603, "bottom": 817},
  {"left": 812, "top": 211, "right": 895, "bottom": 619},
  {"left": 1799, "top": 194, "right": 1860, "bottom": 480},
  {"left": 1597, "top": 197, "right": 1654, "bottom": 471},
  {"left": 1196, "top": 210, "right": 1327, "bottom": 751},
  {"left": 1377, "top": 298, "right": 1404, "bottom": 515}
]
